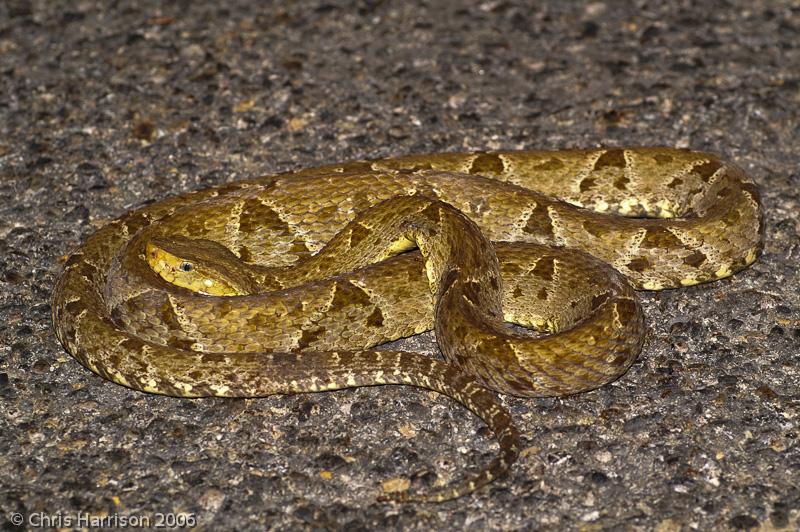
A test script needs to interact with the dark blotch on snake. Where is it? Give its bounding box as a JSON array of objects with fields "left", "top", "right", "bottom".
[
  {"left": 641, "top": 228, "right": 683, "bottom": 249},
  {"left": 237, "top": 245, "right": 254, "bottom": 263},
  {"left": 532, "top": 256, "right": 555, "bottom": 281},
  {"left": 201, "top": 352, "right": 227, "bottom": 363},
  {"left": 523, "top": 203, "right": 555, "bottom": 239},
  {"left": 614, "top": 174, "right": 630, "bottom": 191},
  {"left": 349, "top": 223, "right": 371, "bottom": 247},
  {"left": 683, "top": 251, "right": 707, "bottom": 267},
  {"left": 536, "top": 287, "right": 548, "bottom": 300},
  {"left": 691, "top": 160, "right": 722, "bottom": 182},
  {"left": 329, "top": 281, "right": 373, "bottom": 311},
  {"left": 582, "top": 220, "right": 608, "bottom": 239},
  {"left": 591, "top": 292, "right": 609, "bottom": 310},
  {"left": 239, "top": 198, "right": 289, "bottom": 235},
  {"left": 593, "top": 149, "right": 626, "bottom": 170},
  {"left": 579, "top": 177, "right": 596, "bottom": 192},
  {"left": 469, "top": 153, "right": 505, "bottom": 175},
  {"left": 298, "top": 327, "right": 325, "bottom": 349},
  {"left": 627, "top": 257, "right": 650, "bottom": 273},
  {"left": 667, "top": 177, "right": 684, "bottom": 188},
  {"left": 419, "top": 203, "right": 442, "bottom": 224},
  {"left": 367, "top": 308, "right": 384, "bottom": 327}
]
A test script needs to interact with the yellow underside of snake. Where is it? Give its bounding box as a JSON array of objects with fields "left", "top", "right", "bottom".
[{"left": 51, "top": 148, "right": 763, "bottom": 503}]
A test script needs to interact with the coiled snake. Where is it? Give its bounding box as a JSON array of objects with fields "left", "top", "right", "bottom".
[{"left": 51, "top": 148, "right": 763, "bottom": 502}]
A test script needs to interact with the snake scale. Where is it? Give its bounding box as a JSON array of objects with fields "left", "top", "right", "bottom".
[{"left": 51, "top": 148, "right": 763, "bottom": 502}]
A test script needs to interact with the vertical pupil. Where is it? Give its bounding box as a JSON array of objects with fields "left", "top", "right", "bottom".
[{"left": 180, "top": 262, "right": 193, "bottom": 272}]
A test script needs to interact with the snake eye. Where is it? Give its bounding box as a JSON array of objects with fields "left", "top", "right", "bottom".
[{"left": 179, "top": 262, "right": 193, "bottom": 272}]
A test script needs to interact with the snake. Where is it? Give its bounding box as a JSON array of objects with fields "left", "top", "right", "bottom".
[{"left": 51, "top": 147, "right": 763, "bottom": 503}]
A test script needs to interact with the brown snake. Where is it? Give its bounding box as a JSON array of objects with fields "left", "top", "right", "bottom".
[{"left": 51, "top": 148, "right": 763, "bottom": 502}]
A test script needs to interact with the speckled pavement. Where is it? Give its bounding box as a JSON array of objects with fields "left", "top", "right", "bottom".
[{"left": 1, "top": 1, "right": 798, "bottom": 530}]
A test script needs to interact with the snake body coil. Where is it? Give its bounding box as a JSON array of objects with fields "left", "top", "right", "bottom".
[{"left": 52, "top": 148, "right": 763, "bottom": 502}]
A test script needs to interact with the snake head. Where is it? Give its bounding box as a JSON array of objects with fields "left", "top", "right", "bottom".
[{"left": 145, "top": 236, "right": 259, "bottom": 296}]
